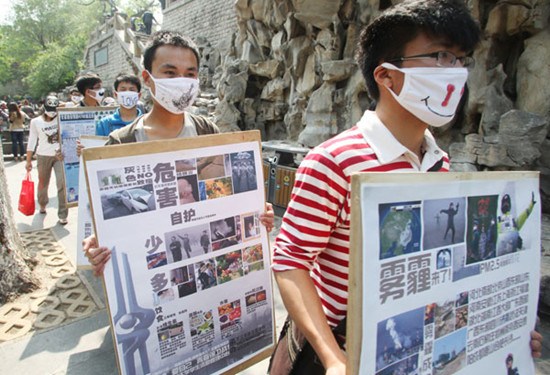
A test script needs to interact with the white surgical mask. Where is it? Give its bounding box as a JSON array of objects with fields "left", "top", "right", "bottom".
[
  {"left": 45, "top": 111, "right": 57, "bottom": 118},
  {"left": 381, "top": 63, "right": 468, "bottom": 127},
  {"left": 116, "top": 91, "right": 139, "bottom": 109},
  {"left": 88, "top": 88, "right": 105, "bottom": 104},
  {"left": 71, "top": 95, "right": 83, "bottom": 103},
  {"left": 146, "top": 71, "right": 199, "bottom": 114}
]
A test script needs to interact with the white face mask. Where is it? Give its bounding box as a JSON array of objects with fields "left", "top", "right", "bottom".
[
  {"left": 87, "top": 88, "right": 105, "bottom": 104},
  {"left": 381, "top": 63, "right": 468, "bottom": 127},
  {"left": 45, "top": 111, "right": 57, "bottom": 118},
  {"left": 116, "top": 91, "right": 139, "bottom": 109},
  {"left": 146, "top": 72, "right": 199, "bottom": 114},
  {"left": 71, "top": 95, "right": 83, "bottom": 103}
]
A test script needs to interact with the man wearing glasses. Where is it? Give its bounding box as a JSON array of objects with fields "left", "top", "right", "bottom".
[{"left": 269, "top": 1, "right": 543, "bottom": 374}]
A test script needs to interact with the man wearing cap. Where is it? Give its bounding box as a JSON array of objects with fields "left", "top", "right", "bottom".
[{"left": 25, "top": 96, "right": 69, "bottom": 225}]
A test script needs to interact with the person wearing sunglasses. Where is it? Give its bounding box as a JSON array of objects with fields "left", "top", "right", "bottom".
[{"left": 75, "top": 72, "right": 104, "bottom": 107}]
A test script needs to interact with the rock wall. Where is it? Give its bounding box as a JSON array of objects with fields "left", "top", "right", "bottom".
[
  {"left": 162, "top": 0, "right": 238, "bottom": 51},
  {"left": 210, "top": 0, "right": 550, "bottom": 212}
]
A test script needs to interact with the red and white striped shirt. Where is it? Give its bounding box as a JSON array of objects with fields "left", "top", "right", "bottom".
[{"left": 272, "top": 111, "right": 449, "bottom": 327}]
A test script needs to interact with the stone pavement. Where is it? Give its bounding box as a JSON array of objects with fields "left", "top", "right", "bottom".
[{"left": 0, "top": 155, "right": 549, "bottom": 374}]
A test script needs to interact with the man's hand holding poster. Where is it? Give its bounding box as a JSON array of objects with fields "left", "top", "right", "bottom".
[{"left": 348, "top": 172, "right": 540, "bottom": 375}]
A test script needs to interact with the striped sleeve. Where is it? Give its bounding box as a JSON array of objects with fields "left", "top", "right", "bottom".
[{"left": 272, "top": 146, "right": 349, "bottom": 272}]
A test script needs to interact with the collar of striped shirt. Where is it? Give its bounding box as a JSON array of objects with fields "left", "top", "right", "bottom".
[{"left": 357, "top": 110, "right": 445, "bottom": 171}]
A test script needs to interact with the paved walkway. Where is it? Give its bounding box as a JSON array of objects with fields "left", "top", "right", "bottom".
[{"left": 0, "top": 155, "right": 549, "bottom": 374}]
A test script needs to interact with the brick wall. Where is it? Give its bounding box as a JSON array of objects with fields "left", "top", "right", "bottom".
[
  {"left": 84, "top": 31, "right": 140, "bottom": 95},
  {"left": 162, "top": 0, "right": 237, "bottom": 48}
]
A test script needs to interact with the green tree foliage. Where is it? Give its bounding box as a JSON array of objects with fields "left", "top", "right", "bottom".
[{"left": 0, "top": 0, "right": 104, "bottom": 97}]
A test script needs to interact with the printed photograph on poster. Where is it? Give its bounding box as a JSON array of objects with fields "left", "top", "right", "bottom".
[
  {"left": 230, "top": 151, "right": 258, "bottom": 194},
  {"left": 379, "top": 201, "right": 422, "bottom": 259},
  {"left": 243, "top": 244, "right": 265, "bottom": 275},
  {"left": 177, "top": 175, "right": 199, "bottom": 205},
  {"left": 197, "top": 155, "right": 227, "bottom": 180},
  {"left": 175, "top": 158, "right": 197, "bottom": 176},
  {"left": 189, "top": 309, "right": 215, "bottom": 347},
  {"left": 376, "top": 354, "right": 419, "bottom": 375},
  {"left": 423, "top": 198, "right": 466, "bottom": 250},
  {"left": 165, "top": 223, "right": 211, "bottom": 262},
  {"left": 210, "top": 215, "right": 242, "bottom": 251},
  {"left": 101, "top": 184, "right": 156, "bottom": 219},
  {"left": 436, "top": 248, "right": 452, "bottom": 269},
  {"left": 156, "top": 287, "right": 176, "bottom": 305},
  {"left": 201, "top": 177, "right": 233, "bottom": 200},
  {"left": 157, "top": 320, "right": 185, "bottom": 342},
  {"left": 452, "top": 245, "right": 480, "bottom": 281},
  {"left": 168, "top": 264, "right": 197, "bottom": 299},
  {"left": 242, "top": 212, "right": 260, "bottom": 240},
  {"left": 218, "top": 300, "right": 242, "bottom": 339},
  {"left": 466, "top": 195, "right": 498, "bottom": 264},
  {"left": 496, "top": 188, "right": 537, "bottom": 257},
  {"left": 432, "top": 327, "right": 467, "bottom": 374},
  {"left": 245, "top": 287, "right": 268, "bottom": 311},
  {"left": 194, "top": 259, "right": 218, "bottom": 291},
  {"left": 375, "top": 307, "right": 424, "bottom": 372},
  {"left": 215, "top": 250, "right": 244, "bottom": 284},
  {"left": 146, "top": 251, "right": 167, "bottom": 270},
  {"left": 434, "top": 299, "right": 456, "bottom": 339}
]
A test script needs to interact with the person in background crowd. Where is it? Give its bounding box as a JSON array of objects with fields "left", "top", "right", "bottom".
[
  {"left": 142, "top": 10, "right": 156, "bottom": 35},
  {"left": 19, "top": 99, "right": 35, "bottom": 119},
  {"left": 78, "top": 73, "right": 143, "bottom": 152},
  {"left": 0, "top": 101, "right": 9, "bottom": 129},
  {"left": 75, "top": 73, "right": 104, "bottom": 107},
  {"left": 64, "top": 87, "right": 83, "bottom": 108},
  {"left": 25, "top": 96, "right": 68, "bottom": 225},
  {"left": 268, "top": 1, "right": 543, "bottom": 374},
  {"left": 8, "top": 102, "right": 29, "bottom": 161}
]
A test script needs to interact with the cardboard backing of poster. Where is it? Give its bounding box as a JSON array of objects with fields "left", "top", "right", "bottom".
[
  {"left": 348, "top": 171, "right": 540, "bottom": 375},
  {"left": 82, "top": 130, "right": 276, "bottom": 375},
  {"left": 76, "top": 135, "right": 107, "bottom": 269},
  {"left": 58, "top": 106, "right": 115, "bottom": 207}
]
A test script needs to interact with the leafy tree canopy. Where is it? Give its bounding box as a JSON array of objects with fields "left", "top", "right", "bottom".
[{"left": 0, "top": 0, "right": 152, "bottom": 99}]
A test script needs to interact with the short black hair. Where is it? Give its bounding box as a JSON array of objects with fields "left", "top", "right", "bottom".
[
  {"left": 356, "top": 0, "right": 481, "bottom": 101},
  {"left": 75, "top": 73, "right": 102, "bottom": 95},
  {"left": 114, "top": 73, "right": 142, "bottom": 92},
  {"left": 142, "top": 30, "right": 200, "bottom": 72}
]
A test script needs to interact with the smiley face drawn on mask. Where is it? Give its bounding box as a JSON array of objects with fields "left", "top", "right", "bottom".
[{"left": 420, "top": 84, "right": 464, "bottom": 117}]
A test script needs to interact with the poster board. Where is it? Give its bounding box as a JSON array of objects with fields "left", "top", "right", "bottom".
[
  {"left": 82, "top": 130, "right": 276, "bottom": 375},
  {"left": 347, "top": 172, "right": 540, "bottom": 375},
  {"left": 58, "top": 106, "right": 116, "bottom": 207},
  {"left": 76, "top": 135, "right": 107, "bottom": 269}
]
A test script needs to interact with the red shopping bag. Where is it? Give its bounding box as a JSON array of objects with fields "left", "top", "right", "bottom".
[{"left": 18, "top": 173, "right": 35, "bottom": 216}]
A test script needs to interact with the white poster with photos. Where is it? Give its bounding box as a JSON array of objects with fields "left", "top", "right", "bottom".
[
  {"left": 347, "top": 172, "right": 540, "bottom": 375},
  {"left": 82, "top": 131, "right": 275, "bottom": 375}
]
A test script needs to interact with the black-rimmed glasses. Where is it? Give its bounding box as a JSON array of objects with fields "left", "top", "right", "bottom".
[{"left": 388, "top": 51, "right": 475, "bottom": 68}]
